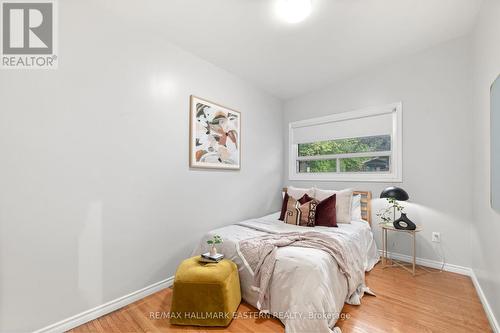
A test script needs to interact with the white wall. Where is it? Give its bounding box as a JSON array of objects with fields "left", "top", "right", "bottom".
[
  {"left": 283, "top": 37, "right": 474, "bottom": 268},
  {"left": 0, "top": 1, "right": 283, "bottom": 332},
  {"left": 471, "top": 0, "right": 500, "bottom": 327}
]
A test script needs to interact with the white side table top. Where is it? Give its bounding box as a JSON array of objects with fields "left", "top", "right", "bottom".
[{"left": 381, "top": 224, "right": 423, "bottom": 232}]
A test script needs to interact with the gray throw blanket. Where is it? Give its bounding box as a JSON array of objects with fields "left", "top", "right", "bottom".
[{"left": 238, "top": 231, "right": 365, "bottom": 311}]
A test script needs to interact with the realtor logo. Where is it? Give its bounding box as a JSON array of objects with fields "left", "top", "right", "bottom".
[{"left": 1, "top": 0, "right": 57, "bottom": 69}]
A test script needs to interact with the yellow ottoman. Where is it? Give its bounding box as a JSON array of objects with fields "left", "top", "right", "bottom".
[{"left": 170, "top": 256, "right": 241, "bottom": 327}]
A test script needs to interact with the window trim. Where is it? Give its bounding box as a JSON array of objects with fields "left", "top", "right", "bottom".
[{"left": 288, "top": 102, "right": 402, "bottom": 182}]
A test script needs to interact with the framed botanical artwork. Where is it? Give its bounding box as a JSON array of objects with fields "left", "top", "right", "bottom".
[{"left": 189, "top": 95, "right": 241, "bottom": 170}]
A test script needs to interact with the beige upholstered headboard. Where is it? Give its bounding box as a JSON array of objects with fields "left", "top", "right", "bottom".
[{"left": 282, "top": 188, "right": 372, "bottom": 225}]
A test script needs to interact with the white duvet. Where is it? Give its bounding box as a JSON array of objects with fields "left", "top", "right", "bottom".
[{"left": 192, "top": 212, "right": 379, "bottom": 333}]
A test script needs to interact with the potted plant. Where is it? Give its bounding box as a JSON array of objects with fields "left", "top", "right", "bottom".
[
  {"left": 207, "top": 235, "right": 223, "bottom": 256},
  {"left": 376, "top": 197, "right": 405, "bottom": 226}
]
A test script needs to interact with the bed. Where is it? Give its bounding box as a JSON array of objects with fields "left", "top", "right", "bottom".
[{"left": 192, "top": 190, "right": 379, "bottom": 333}]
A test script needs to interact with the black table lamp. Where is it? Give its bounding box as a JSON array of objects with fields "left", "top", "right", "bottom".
[
  {"left": 380, "top": 187, "right": 409, "bottom": 201},
  {"left": 380, "top": 187, "right": 416, "bottom": 230}
]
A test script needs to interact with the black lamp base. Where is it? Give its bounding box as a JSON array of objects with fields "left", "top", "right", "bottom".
[{"left": 393, "top": 213, "right": 416, "bottom": 230}]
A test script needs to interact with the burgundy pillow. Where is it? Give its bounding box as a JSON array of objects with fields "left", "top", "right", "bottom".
[
  {"left": 314, "top": 194, "right": 337, "bottom": 227},
  {"left": 279, "top": 193, "right": 313, "bottom": 221},
  {"left": 300, "top": 193, "right": 314, "bottom": 203}
]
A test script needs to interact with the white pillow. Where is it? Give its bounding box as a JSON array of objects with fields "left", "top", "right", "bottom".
[
  {"left": 351, "top": 194, "right": 362, "bottom": 221},
  {"left": 314, "top": 188, "right": 354, "bottom": 224},
  {"left": 287, "top": 186, "right": 315, "bottom": 200}
]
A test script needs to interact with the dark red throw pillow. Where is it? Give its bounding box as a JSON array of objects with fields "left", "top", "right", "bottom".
[
  {"left": 314, "top": 194, "right": 337, "bottom": 227},
  {"left": 300, "top": 193, "right": 313, "bottom": 203},
  {"left": 279, "top": 193, "right": 313, "bottom": 221}
]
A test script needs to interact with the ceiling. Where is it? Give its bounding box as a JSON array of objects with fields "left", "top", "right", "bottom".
[{"left": 104, "top": 0, "right": 483, "bottom": 100}]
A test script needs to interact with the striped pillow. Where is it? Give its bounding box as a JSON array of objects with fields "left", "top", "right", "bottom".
[
  {"left": 280, "top": 192, "right": 313, "bottom": 221},
  {"left": 284, "top": 195, "right": 313, "bottom": 225},
  {"left": 299, "top": 199, "right": 318, "bottom": 227}
]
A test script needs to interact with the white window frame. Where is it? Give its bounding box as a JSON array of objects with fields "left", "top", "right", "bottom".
[{"left": 288, "top": 102, "right": 402, "bottom": 182}]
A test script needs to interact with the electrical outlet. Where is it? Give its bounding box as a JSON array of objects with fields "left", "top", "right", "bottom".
[{"left": 432, "top": 232, "right": 441, "bottom": 243}]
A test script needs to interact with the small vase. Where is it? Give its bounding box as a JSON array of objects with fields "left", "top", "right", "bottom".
[
  {"left": 393, "top": 213, "right": 416, "bottom": 230},
  {"left": 210, "top": 244, "right": 217, "bottom": 256}
]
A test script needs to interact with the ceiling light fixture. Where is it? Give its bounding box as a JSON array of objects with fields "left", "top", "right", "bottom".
[{"left": 276, "top": 0, "right": 312, "bottom": 24}]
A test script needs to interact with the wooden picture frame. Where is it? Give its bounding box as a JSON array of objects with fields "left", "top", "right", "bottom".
[{"left": 189, "top": 95, "right": 241, "bottom": 170}]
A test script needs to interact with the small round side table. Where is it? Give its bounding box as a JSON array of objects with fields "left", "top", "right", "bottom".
[{"left": 381, "top": 224, "right": 423, "bottom": 276}]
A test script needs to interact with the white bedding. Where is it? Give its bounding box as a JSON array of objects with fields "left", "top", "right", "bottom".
[{"left": 192, "top": 212, "right": 379, "bottom": 333}]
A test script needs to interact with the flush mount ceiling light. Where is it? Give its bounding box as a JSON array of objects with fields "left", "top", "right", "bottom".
[{"left": 276, "top": 0, "right": 312, "bottom": 24}]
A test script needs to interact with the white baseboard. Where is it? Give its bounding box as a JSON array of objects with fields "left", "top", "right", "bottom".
[
  {"left": 470, "top": 270, "right": 500, "bottom": 333},
  {"left": 377, "top": 249, "right": 472, "bottom": 276},
  {"left": 32, "top": 254, "right": 500, "bottom": 333},
  {"left": 33, "top": 276, "right": 174, "bottom": 333},
  {"left": 379, "top": 250, "right": 499, "bottom": 332}
]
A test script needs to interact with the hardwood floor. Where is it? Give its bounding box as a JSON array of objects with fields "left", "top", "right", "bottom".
[{"left": 69, "top": 263, "right": 492, "bottom": 333}]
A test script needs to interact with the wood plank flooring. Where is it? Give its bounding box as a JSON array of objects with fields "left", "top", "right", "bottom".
[{"left": 69, "top": 263, "right": 492, "bottom": 333}]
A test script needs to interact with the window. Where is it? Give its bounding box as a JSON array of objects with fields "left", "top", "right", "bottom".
[{"left": 289, "top": 102, "right": 402, "bottom": 182}]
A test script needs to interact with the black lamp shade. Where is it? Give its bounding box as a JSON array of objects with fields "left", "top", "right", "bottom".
[{"left": 380, "top": 187, "right": 409, "bottom": 201}]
